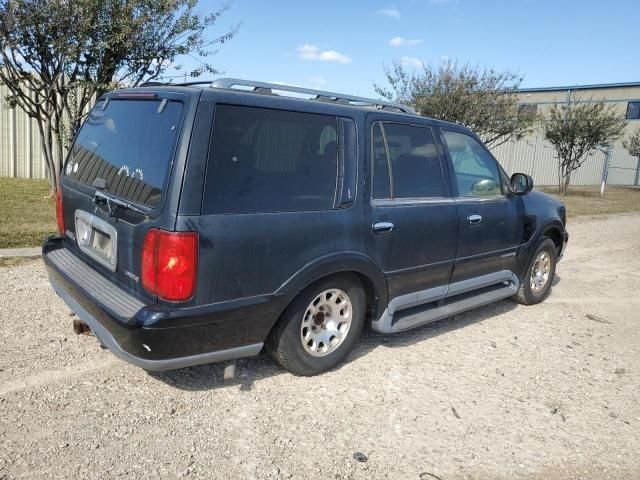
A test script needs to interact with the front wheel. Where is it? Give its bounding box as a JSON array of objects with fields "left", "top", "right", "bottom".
[
  {"left": 266, "top": 274, "right": 366, "bottom": 376},
  {"left": 512, "top": 237, "right": 557, "bottom": 305}
]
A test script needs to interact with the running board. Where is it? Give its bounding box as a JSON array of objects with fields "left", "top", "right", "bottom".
[{"left": 371, "top": 271, "right": 519, "bottom": 334}]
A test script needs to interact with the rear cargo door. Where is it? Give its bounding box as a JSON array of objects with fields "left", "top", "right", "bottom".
[{"left": 58, "top": 91, "right": 196, "bottom": 300}]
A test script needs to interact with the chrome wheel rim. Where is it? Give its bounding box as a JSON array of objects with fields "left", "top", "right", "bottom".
[
  {"left": 300, "top": 288, "right": 352, "bottom": 357},
  {"left": 530, "top": 251, "right": 551, "bottom": 293}
]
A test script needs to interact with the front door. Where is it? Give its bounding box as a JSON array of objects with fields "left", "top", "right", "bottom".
[
  {"left": 364, "top": 119, "right": 458, "bottom": 299},
  {"left": 439, "top": 128, "right": 524, "bottom": 283}
]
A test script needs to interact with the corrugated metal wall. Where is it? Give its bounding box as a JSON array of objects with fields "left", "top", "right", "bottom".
[
  {"left": 0, "top": 84, "right": 47, "bottom": 179},
  {"left": 491, "top": 131, "right": 639, "bottom": 186},
  {"left": 1, "top": 87, "right": 639, "bottom": 186}
]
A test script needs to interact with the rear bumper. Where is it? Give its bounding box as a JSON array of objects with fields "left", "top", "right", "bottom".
[{"left": 43, "top": 236, "right": 287, "bottom": 371}]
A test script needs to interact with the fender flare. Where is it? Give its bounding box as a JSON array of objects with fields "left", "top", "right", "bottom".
[{"left": 275, "top": 251, "right": 389, "bottom": 317}]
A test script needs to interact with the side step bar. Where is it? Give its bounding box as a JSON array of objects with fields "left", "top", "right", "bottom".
[{"left": 371, "top": 271, "right": 519, "bottom": 334}]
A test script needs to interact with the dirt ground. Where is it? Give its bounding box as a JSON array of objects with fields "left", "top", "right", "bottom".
[{"left": 1, "top": 213, "right": 639, "bottom": 480}]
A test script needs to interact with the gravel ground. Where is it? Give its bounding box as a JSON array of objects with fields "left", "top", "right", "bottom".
[{"left": 1, "top": 213, "right": 639, "bottom": 480}]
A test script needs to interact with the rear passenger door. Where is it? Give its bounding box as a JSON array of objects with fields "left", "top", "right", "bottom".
[
  {"left": 364, "top": 119, "right": 458, "bottom": 299},
  {"left": 439, "top": 128, "right": 524, "bottom": 283}
]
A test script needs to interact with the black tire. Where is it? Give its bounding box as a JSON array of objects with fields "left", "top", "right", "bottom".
[
  {"left": 266, "top": 274, "right": 366, "bottom": 376},
  {"left": 512, "top": 237, "right": 557, "bottom": 305}
]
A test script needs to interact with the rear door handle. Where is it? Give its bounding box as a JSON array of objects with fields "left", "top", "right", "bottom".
[
  {"left": 372, "top": 221, "right": 394, "bottom": 233},
  {"left": 467, "top": 214, "right": 483, "bottom": 225}
]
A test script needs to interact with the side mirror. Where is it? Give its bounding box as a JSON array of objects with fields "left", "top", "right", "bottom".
[{"left": 510, "top": 173, "right": 533, "bottom": 195}]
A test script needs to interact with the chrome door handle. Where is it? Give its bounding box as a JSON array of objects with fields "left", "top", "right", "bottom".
[
  {"left": 467, "top": 214, "right": 483, "bottom": 225},
  {"left": 372, "top": 221, "right": 394, "bottom": 233}
]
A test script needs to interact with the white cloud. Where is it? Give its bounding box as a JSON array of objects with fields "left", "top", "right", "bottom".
[
  {"left": 308, "top": 76, "right": 327, "bottom": 86},
  {"left": 378, "top": 8, "right": 401, "bottom": 18},
  {"left": 389, "top": 37, "right": 423, "bottom": 47},
  {"left": 400, "top": 56, "right": 424, "bottom": 68},
  {"left": 297, "top": 44, "right": 352, "bottom": 64}
]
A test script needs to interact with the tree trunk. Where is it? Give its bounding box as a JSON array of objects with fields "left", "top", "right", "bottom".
[
  {"left": 562, "top": 171, "right": 572, "bottom": 196},
  {"left": 37, "top": 118, "right": 59, "bottom": 195}
]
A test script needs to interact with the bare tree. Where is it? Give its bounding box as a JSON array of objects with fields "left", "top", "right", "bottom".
[
  {"left": 623, "top": 129, "right": 640, "bottom": 186},
  {"left": 543, "top": 95, "right": 626, "bottom": 195},
  {"left": 0, "top": 0, "right": 238, "bottom": 194},
  {"left": 374, "top": 60, "right": 536, "bottom": 148}
]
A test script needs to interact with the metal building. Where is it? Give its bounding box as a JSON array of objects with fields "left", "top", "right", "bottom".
[
  {"left": 493, "top": 82, "right": 640, "bottom": 186},
  {"left": 1, "top": 81, "right": 640, "bottom": 186}
]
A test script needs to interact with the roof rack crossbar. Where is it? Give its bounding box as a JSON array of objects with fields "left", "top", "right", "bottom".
[{"left": 210, "top": 78, "right": 416, "bottom": 115}]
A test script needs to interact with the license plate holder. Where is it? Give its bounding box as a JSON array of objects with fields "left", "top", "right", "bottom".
[{"left": 75, "top": 210, "right": 118, "bottom": 271}]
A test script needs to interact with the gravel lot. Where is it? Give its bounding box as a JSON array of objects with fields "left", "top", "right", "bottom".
[{"left": 1, "top": 213, "right": 639, "bottom": 479}]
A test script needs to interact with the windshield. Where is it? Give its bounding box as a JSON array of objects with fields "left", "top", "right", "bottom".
[{"left": 65, "top": 98, "right": 184, "bottom": 208}]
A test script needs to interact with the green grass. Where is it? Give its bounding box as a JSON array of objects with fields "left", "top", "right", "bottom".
[
  {"left": 0, "top": 178, "right": 56, "bottom": 248},
  {"left": 0, "top": 178, "right": 639, "bottom": 249},
  {"left": 538, "top": 185, "right": 640, "bottom": 217}
]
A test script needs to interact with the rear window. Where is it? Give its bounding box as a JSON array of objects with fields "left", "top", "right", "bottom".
[
  {"left": 65, "top": 98, "right": 184, "bottom": 208},
  {"left": 203, "top": 105, "right": 338, "bottom": 214}
]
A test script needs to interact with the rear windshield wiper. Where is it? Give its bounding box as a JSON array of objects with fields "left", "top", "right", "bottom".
[{"left": 93, "top": 191, "right": 147, "bottom": 217}]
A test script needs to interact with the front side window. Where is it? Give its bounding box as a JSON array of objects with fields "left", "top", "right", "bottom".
[
  {"left": 626, "top": 102, "right": 640, "bottom": 120},
  {"left": 203, "top": 105, "right": 339, "bottom": 214},
  {"left": 442, "top": 130, "right": 503, "bottom": 198},
  {"left": 371, "top": 122, "right": 445, "bottom": 199}
]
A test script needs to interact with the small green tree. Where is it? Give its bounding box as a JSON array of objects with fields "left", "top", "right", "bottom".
[
  {"left": 374, "top": 60, "right": 537, "bottom": 148},
  {"left": 0, "top": 0, "right": 237, "bottom": 193},
  {"left": 543, "top": 96, "right": 626, "bottom": 195},
  {"left": 623, "top": 129, "right": 640, "bottom": 186}
]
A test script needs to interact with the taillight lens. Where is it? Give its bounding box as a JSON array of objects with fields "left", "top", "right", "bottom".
[
  {"left": 141, "top": 229, "right": 198, "bottom": 302},
  {"left": 55, "top": 188, "right": 65, "bottom": 235}
]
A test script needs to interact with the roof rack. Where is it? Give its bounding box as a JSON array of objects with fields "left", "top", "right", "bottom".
[{"left": 209, "top": 78, "right": 416, "bottom": 115}]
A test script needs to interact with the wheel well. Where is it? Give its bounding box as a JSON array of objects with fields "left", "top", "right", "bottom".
[
  {"left": 543, "top": 227, "right": 563, "bottom": 255},
  {"left": 288, "top": 271, "right": 382, "bottom": 323},
  {"left": 352, "top": 272, "right": 379, "bottom": 320}
]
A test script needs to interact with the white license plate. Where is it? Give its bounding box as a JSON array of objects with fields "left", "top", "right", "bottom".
[
  {"left": 75, "top": 210, "right": 118, "bottom": 271},
  {"left": 91, "top": 229, "right": 112, "bottom": 260}
]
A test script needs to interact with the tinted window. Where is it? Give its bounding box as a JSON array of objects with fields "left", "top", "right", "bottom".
[
  {"left": 65, "top": 99, "right": 183, "bottom": 208},
  {"left": 442, "top": 130, "right": 503, "bottom": 197},
  {"left": 371, "top": 122, "right": 444, "bottom": 199},
  {"left": 371, "top": 123, "right": 391, "bottom": 199},
  {"left": 203, "top": 105, "right": 338, "bottom": 214},
  {"left": 626, "top": 102, "right": 640, "bottom": 120}
]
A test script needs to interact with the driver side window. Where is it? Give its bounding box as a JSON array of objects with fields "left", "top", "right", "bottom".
[{"left": 442, "top": 130, "right": 503, "bottom": 198}]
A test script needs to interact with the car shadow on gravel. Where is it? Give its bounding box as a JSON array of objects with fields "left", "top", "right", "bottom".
[{"left": 148, "top": 299, "right": 520, "bottom": 392}]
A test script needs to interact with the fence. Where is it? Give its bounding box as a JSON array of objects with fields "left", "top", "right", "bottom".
[{"left": 1, "top": 92, "right": 639, "bottom": 186}]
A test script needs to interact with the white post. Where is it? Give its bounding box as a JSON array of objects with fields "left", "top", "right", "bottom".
[{"left": 600, "top": 145, "right": 612, "bottom": 195}]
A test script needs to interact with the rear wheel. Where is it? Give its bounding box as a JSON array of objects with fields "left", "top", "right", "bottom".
[
  {"left": 512, "top": 237, "right": 557, "bottom": 305},
  {"left": 267, "top": 274, "right": 365, "bottom": 376}
]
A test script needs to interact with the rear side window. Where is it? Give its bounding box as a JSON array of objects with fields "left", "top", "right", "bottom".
[
  {"left": 203, "top": 105, "right": 339, "bottom": 214},
  {"left": 65, "top": 98, "right": 183, "bottom": 208},
  {"left": 371, "top": 122, "right": 445, "bottom": 199}
]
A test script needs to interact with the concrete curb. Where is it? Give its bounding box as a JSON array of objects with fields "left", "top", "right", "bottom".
[{"left": 0, "top": 247, "right": 42, "bottom": 258}]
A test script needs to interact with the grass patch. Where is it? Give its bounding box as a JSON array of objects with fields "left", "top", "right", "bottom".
[
  {"left": 0, "top": 178, "right": 638, "bottom": 249},
  {"left": 538, "top": 185, "right": 640, "bottom": 217},
  {"left": 0, "top": 178, "right": 56, "bottom": 248},
  {"left": 0, "top": 257, "right": 41, "bottom": 268}
]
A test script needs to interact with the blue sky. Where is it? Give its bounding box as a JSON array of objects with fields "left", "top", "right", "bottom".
[{"left": 168, "top": 0, "right": 640, "bottom": 98}]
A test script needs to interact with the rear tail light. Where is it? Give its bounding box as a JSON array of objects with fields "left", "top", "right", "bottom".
[
  {"left": 141, "top": 229, "right": 198, "bottom": 302},
  {"left": 55, "top": 188, "right": 65, "bottom": 235}
]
